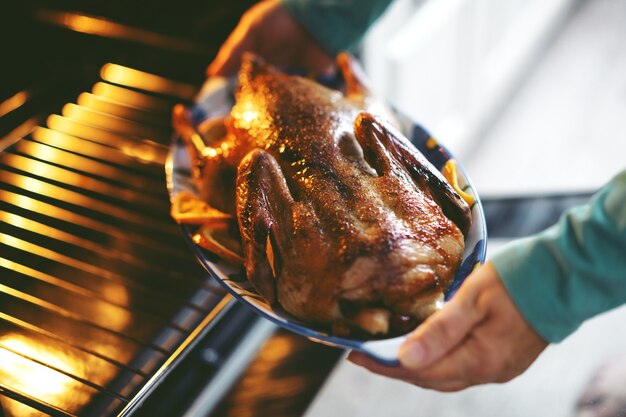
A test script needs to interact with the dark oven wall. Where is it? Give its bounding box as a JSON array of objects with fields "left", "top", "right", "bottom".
[{"left": 0, "top": 0, "right": 258, "bottom": 101}]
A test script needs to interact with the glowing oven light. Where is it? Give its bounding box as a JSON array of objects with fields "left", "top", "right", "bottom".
[
  {"left": 1, "top": 338, "right": 73, "bottom": 393},
  {"left": 0, "top": 335, "right": 86, "bottom": 415}
]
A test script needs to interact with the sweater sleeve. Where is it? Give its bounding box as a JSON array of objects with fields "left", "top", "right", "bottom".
[
  {"left": 491, "top": 170, "right": 626, "bottom": 343},
  {"left": 281, "top": 0, "right": 394, "bottom": 55}
]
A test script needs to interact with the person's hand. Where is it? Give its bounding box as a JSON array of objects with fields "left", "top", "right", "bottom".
[
  {"left": 207, "top": 0, "right": 334, "bottom": 77},
  {"left": 348, "top": 262, "right": 548, "bottom": 391}
]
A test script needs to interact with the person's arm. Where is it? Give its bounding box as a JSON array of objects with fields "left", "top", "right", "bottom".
[
  {"left": 350, "top": 170, "right": 626, "bottom": 391},
  {"left": 208, "top": 0, "right": 393, "bottom": 76},
  {"left": 493, "top": 170, "right": 626, "bottom": 342}
]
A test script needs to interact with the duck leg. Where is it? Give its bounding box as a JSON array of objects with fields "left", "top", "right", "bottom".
[
  {"left": 236, "top": 149, "right": 295, "bottom": 303},
  {"left": 354, "top": 112, "right": 472, "bottom": 235}
]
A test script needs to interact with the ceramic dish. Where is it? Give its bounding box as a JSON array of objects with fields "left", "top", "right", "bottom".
[{"left": 166, "top": 74, "right": 487, "bottom": 366}]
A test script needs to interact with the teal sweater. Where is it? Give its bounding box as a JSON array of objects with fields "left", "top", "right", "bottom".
[
  {"left": 282, "top": 0, "right": 394, "bottom": 55},
  {"left": 281, "top": 0, "right": 626, "bottom": 343},
  {"left": 492, "top": 172, "right": 626, "bottom": 342}
]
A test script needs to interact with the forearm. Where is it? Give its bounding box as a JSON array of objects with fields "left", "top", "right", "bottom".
[
  {"left": 281, "top": 0, "right": 394, "bottom": 55},
  {"left": 492, "top": 170, "right": 626, "bottom": 342}
]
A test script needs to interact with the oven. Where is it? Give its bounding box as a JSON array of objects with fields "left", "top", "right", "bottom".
[{"left": 0, "top": 2, "right": 343, "bottom": 416}]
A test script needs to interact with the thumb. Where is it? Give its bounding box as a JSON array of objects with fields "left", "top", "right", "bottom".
[{"left": 399, "top": 286, "right": 482, "bottom": 370}]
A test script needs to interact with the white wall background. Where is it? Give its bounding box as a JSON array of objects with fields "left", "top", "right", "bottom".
[
  {"left": 306, "top": 1, "right": 626, "bottom": 416},
  {"left": 361, "top": 0, "right": 580, "bottom": 159}
]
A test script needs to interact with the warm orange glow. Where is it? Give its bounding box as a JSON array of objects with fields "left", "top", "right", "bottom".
[
  {"left": 45, "top": 115, "right": 166, "bottom": 164},
  {"left": 257, "top": 333, "right": 296, "bottom": 363},
  {"left": 77, "top": 91, "right": 98, "bottom": 108},
  {"left": 78, "top": 92, "right": 156, "bottom": 124},
  {"left": 0, "top": 215, "right": 132, "bottom": 332},
  {"left": 91, "top": 82, "right": 170, "bottom": 112},
  {"left": 1, "top": 335, "right": 83, "bottom": 382},
  {"left": 0, "top": 90, "right": 29, "bottom": 117},
  {"left": 1, "top": 191, "right": 38, "bottom": 214},
  {"left": 35, "top": 9, "right": 209, "bottom": 55},
  {"left": 3, "top": 152, "right": 60, "bottom": 191},
  {"left": 122, "top": 143, "right": 161, "bottom": 164},
  {"left": 63, "top": 13, "right": 112, "bottom": 35},
  {"left": 241, "top": 110, "right": 259, "bottom": 125},
  {"left": 100, "top": 63, "right": 196, "bottom": 100},
  {"left": 11, "top": 172, "right": 50, "bottom": 196},
  {"left": 203, "top": 147, "right": 219, "bottom": 158},
  {"left": 232, "top": 100, "right": 261, "bottom": 130},
  {"left": 61, "top": 103, "right": 80, "bottom": 119},
  {"left": 60, "top": 103, "right": 111, "bottom": 126},
  {"left": 32, "top": 125, "right": 63, "bottom": 143},
  {"left": 61, "top": 103, "right": 157, "bottom": 139},
  {"left": 28, "top": 140, "right": 59, "bottom": 163},
  {"left": 0, "top": 117, "right": 38, "bottom": 151},
  {"left": 0, "top": 399, "right": 39, "bottom": 417},
  {"left": 2, "top": 211, "right": 30, "bottom": 232},
  {"left": 46, "top": 113, "right": 72, "bottom": 133},
  {"left": 0, "top": 334, "right": 88, "bottom": 415},
  {"left": 97, "top": 286, "right": 132, "bottom": 332},
  {"left": 46, "top": 113, "right": 122, "bottom": 143}
]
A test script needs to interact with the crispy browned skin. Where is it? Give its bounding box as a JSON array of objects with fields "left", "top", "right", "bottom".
[{"left": 205, "top": 54, "right": 471, "bottom": 335}]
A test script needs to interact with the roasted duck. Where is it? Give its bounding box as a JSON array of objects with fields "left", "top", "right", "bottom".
[{"left": 173, "top": 53, "right": 472, "bottom": 336}]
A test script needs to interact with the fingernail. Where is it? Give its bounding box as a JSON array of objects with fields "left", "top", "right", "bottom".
[{"left": 399, "top": 341, "right": 425, "bottom": 368}]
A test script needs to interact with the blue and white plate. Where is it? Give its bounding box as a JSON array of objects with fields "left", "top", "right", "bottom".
[{"left": 166, "top": 74, "right": 487, "bottom": 366}]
